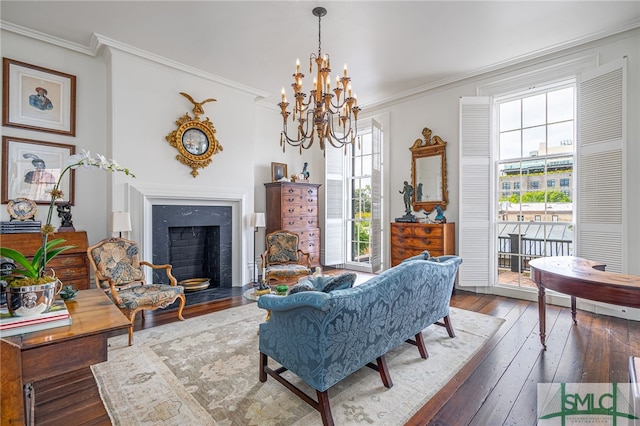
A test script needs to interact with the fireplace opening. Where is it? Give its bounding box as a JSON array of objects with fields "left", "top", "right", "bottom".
[
  {"left": 152, "top": 204, "right": 233, "bottom": 289},
  {"left": 168, "top": 226, "right": 220, "bottom": 287}
]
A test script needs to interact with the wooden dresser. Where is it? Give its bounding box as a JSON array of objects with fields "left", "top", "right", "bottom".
[
  {"left": 265, "top": 182, "right": 321, "bottom": 267},
  {"left": 390, "top": 222, "right": 455, "bottom": 266},
  {"left": 1, "top": 231, "right": 91, "bottom": 289}
]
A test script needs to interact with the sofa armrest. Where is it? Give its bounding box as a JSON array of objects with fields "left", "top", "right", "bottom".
[{"left": 257, "top": 292, "right": 331, "bottom": 311}]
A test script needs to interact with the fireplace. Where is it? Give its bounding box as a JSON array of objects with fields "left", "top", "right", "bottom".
[
  {"left": 128, "top": 183, "right": 245, "bottom": 289},
  {"left": 152, "top": 205, "right": 232, "bottom": 288}
]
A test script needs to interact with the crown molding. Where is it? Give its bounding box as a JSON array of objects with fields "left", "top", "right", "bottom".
[
  {"left": 0, "top": 20, "right": 94, "bottom": 56},
  {"left": 364, "top": 20, "right": 640, "bottom": 112},
  {"left": 0, "top": 20, "right": 269, "bottom": 100}
]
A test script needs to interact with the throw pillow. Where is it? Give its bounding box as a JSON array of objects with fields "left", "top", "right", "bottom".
[
  {"left": 288, "top": 280, "right": 316, "bottom": 295},
  {"left": 321, "top": 272, "right": 357, "bottom": 293}
]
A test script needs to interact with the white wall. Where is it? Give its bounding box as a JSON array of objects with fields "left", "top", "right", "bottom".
[{"left": 0, "top": 30, "right": 109, "bottom": 243}]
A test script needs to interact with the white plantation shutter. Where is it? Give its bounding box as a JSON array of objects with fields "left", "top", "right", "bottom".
[
  {"left": 323, "top": 143, "right": 346, "bottom": 266},
  {"left": 370, "top": 119, "right": 383, "bottom": 273},
  {"left": 576, "top": 58, "right": 626, "bottom": 272},
  {"left": 458, "top": 97, "right": 493, "bottom": 287}
]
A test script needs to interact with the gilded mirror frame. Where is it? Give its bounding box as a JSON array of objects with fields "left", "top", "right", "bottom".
[{"left": 410, "top": 127, "right": 449, "bottom": 213}]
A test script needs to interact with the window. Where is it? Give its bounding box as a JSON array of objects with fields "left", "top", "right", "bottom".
[
  {"left": 324, "top": 116, "right": 384, "bottom": 273},
  {"left": 502, "top": 182, "right": 511, "bottom": 190},
  {"left": 496, "top": 82, "right": 575, "bottom": 288},
  {"left": 560, "top": 178, "right": 570, "bottom": 187},
  {"left": 460, "top": 58, "right": 626, "bottom": 289},
  {"left": 514, "top": 182, "right": 521, "bottom": 190}
]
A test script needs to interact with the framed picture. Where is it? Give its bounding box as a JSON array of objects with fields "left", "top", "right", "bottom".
[
  {"left": 2, "top": 58, "right": 77, "bottom": 136},
  {"left": 271, "top": 162, "right": 287, "bottom": 182},
  {"left": 2, "top": 136, "right": 76, "bottom": 205}
]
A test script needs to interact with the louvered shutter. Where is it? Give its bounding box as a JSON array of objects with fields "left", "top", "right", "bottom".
[
  {"left": 576, "top": 58, "right": 626, "bottom": 272},
  {"left": 323, "top": 142, "right": 346, "bottom": 266},
  {"left": 370, "top": 119, "right": 383, "bottom": 273},
  {"left": 458, "top": 97, "right": 493, "bottom": 286}
]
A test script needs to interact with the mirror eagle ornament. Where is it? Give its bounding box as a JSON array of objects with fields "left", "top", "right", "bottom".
[{"left": 166, "top": 92, "right": 223, "bottom": 177}]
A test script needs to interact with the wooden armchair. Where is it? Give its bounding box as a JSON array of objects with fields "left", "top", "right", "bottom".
[
  {"left": 261, "top": 230, "right": 312, "bottom": 285},
  {"left": 87, "top": 237, "right": 185, "bottom": 345}
]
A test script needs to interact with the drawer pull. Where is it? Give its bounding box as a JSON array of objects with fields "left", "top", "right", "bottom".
[
  {"left": 286, "top": 197, "right": 296, "bottom": 203},
  {"left": 288, "top": 188, "right": 295, "bottom": 193},
  {"left": 288, "top": 208, "right": 296, "bottom": 213}
]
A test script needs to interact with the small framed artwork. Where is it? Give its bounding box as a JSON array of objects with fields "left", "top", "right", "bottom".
[
  {"left": 2, "top": 58, "right": 77, "bottom": 136},
  {"left": 1, "top": 136, "right": 76, "bottom": 205},
  {"left": 271, "top": 162, "right": 288, "bottom": 182}
]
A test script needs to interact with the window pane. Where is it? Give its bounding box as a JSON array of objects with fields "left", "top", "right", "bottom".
[
  {"left": 360, "top": 135, "right": 372, "bottom": 155},
  {"left": 500, "top": 100, "right": 521, "bottom": 131},
  {"left": 547, "top": 122, "right": 574, "bottom": 151},
  {"left": 522, "top": 126, "right": 545, "bottom": 158},
  {"left": 548, "top": 87, "right": 574, "bottom": 123},
  {"left": 522, "top": 94, "right": 546, "bottom": 128},
  {"left": 500, "top": 130, "right": 521, "bottom": 160}
]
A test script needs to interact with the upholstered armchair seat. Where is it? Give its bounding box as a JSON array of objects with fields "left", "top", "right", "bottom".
[
  {"left": 87, "top": 237, "right": 186, "bottom": 345},
  {"left": 261, "top": 230, "right": 312, "bottom": 285},
  {"left": 113, "top": 284, "right": 184, "bottom": 311}
]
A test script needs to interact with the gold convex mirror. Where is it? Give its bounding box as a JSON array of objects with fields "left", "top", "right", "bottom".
[{"left": 410, "top": 127, "right": 449, "bottom": 213}]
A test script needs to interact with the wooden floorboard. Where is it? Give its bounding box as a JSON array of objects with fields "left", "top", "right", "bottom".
[{"left": 97, "top": 283, "right": 639, "bottom": 426}]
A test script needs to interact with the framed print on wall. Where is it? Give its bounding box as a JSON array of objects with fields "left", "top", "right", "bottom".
[
  {"left": 2, "top": 58, "right": 77, "bottom": 136},
  {"left": 1, "top": 136, "right": 76, "bottom": 205},
  {"left": 271, "top": 162, "right": 287, "bottom": 182}
]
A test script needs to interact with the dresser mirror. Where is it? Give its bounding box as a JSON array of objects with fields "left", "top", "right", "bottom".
[{"left": 410, "top": 127, "right": 449, "bottom": 213}]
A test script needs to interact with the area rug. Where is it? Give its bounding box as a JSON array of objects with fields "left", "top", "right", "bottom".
[{"left": 92, "top": 304, "right": 504, "bottom": 425}]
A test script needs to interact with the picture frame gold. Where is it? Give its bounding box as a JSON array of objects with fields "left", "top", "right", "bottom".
[
  {"left": 165, "top": 93, "right": 223, "bottom": 178},
  {"left": 271, "top": 162, "right": 287, "bottom": 182},
  {"left": 2, "top": 136, "right": 76, "bottom": 205},
  {"left": 2, "top": 58, "right": 77, "bottom": 136}
]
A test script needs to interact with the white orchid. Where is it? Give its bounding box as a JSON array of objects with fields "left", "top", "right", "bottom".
[{"left": 1, "top": 150, "right": 135, "bottom": 281}]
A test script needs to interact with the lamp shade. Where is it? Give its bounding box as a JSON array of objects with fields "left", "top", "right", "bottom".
[
  {"left": 110, "top": 211, "right": 132, "bottom": 234},
  {"left": 251, "top": 212, "right": 266, "bottom": 228}
]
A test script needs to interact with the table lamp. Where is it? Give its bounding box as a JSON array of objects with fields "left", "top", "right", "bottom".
[{"left": 110, "top": 211, "right": 132, "bottom": 238}]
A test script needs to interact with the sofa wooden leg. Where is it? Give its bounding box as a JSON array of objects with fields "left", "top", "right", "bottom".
[
  {"left": 444, "top": 315, "right": 456, "bottom": 338},
  {"left": 259, "top": 352, "right": 267, "bottom": 382},
  {"left": 414, "top": 332, "right": 429, "bottom": 359},
  {"left": 376, "top": 355, "right": 393, "bottom": 388},
  {"left": 317, "top": 390, "right": 334, "bottom": 426}
]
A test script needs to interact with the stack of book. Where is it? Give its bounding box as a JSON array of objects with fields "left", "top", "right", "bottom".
[
  {"left": 0, "top": 300, "right": 72, "bottom": 337},
  {"left": 0, "top": 220, "right": 42, "bottom": 234}
]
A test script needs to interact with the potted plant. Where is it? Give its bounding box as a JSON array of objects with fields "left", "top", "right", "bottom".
[{"left": 1, "top": 150, "right": 134, "bottom": 316}]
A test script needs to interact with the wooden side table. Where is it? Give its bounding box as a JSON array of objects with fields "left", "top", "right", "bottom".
[{"left": 0, "top": 289, "right": 130, "bottom": 425}]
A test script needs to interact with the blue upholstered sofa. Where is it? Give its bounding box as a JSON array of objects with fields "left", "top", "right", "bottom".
[{"left": 257, "top": 254, "right": 463, "bottom": 425}]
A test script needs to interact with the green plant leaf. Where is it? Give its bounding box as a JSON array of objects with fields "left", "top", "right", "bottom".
[{"left": 0, "top": 247, "right": 38, "bottom": 278}]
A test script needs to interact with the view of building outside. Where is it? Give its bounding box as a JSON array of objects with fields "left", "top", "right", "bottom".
[{"left": 496, "top": 84, "right": 575, "bottom": 288}]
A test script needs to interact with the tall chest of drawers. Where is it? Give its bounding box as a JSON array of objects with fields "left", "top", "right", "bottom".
[
  {"left": 265, "top": 182, "right": 321, "bottom": 267},
  {"left": 390, "top": 222, "right": 455, "bottom": 266},
  {"left": 1, "top": 231, "right": 91, "bottom": 289}
]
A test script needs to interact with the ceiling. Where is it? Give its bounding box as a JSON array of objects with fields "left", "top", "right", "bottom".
[{"left": 1, "top": 1, "right": 639, "bottom": 107}]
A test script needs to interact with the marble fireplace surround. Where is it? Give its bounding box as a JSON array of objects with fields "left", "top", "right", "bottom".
[{"left": 127, "top": 183, "right": 246, "bottom": 287}]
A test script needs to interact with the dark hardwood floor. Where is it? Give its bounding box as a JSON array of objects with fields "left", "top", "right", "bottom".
[{"left": 106, "top": 283, "right": 640, "bottom": 426}]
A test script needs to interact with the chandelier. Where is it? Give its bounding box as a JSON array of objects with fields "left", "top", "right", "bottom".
[{"left": 278, "top": 6, "right": 361, "bottom": 153}]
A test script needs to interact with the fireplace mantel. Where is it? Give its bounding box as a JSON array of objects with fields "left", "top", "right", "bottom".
[{"left": 127, "top": 183, "right": 246, "bottom": 287}]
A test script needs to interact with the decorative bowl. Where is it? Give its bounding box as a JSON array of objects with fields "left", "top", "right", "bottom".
[{"left": 6, "top": 279, "right": 60, "bottom": 317}]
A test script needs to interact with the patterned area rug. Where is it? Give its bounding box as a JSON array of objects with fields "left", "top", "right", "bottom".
[{"left": 92, "top": 304, "right": 504, "bottom": 425}]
